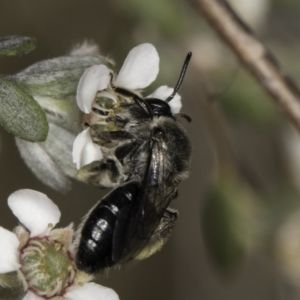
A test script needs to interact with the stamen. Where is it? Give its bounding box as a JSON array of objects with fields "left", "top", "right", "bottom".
[
  {"left": 68, "top": 266, "right": 75, "bottom": 283},
  {"left": 20, "top": 238, "right": 75, "bottom": 298},
  {"left": 47, "top": 280, "right": 63, "bottom": 297},
  {"left": 21, "top": 263, "right": 40, "bottom": 273},
  {"left": 22, "top": 246, "right": 43, "bottom": 257},
  {"left": 29, "top": 240, "right": 46, "bottom": 250}
]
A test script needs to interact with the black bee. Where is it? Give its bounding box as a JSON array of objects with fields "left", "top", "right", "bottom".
[
  {"left": 77, "top": 52, "right": 192, "bottom": 190},
  {"left": 75, "top": 53, "right": 192, "bottom": 273}
]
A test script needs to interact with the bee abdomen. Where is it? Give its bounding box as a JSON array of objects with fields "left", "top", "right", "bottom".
[
  {"left": 76, "top": 182, "right": 140, "bottom": 273},
  {"left": 76, "top": 202, "right": 117, "bottom": 273}
]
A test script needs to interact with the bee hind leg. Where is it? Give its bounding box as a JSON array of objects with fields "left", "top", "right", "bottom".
[
  {"left": 77, "top": 157, "right": 123, "bottom": 188},
  {"left": 135, "top": 207, "right": 178, "bottom": 260}
]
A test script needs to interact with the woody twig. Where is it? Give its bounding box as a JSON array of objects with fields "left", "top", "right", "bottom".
[{"left": 190, "top": 0, "right": 300, "bottom": 133}]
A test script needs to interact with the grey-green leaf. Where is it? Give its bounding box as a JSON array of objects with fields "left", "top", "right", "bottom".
[
  {"left": 0, "top": 36, "right": 36, "bottom": 57},
  {"left": 15, "top": 123, "right": 77, "bottom": 192},
  {"left": 15, "top": 135, "right": 72, "bottom": 192},
  {"left": 0, "top": 77, "right": 48, "bottom": 141},
  {"left": 10, "top": 56, "right": 114, "bottom": 100}
]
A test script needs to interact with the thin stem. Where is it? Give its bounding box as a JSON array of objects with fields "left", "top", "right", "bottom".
[{"left": 190, "top": 0, "right": 300, "bottom": 133}]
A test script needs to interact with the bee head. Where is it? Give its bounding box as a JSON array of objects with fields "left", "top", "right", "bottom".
[
  {"left": 146, "top": 52, "right": 192, "bottom": 119},
  {"left": 146, "top": 98, "right": 173, "bottom": 118}
]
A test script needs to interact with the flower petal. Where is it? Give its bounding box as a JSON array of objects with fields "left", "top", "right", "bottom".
[
  {"left": 72, "top": 128, "right": 103, "bottom": 169},
  {"left": 147, "top": 85, "right": 182, "bottom": 114},
  {"left": 8, "top": 189, "right": 61, "bottom": 237},
  {"left": 115, "top": 43, "right": 159, "bottom": 90},
  {"left": 64, "top": 282, "right": 119, "bottom": 300},
  {"left": 23, "top": 291, "right": 44, "bottom": 300},
  {"left": 77, "top": 65, "right": 111, "bottom": 114},
  {"left": 0, "top": 227, "right": 20, "bottom": 273}
]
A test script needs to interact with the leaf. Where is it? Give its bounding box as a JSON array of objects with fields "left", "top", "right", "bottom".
[
  {"left": 0, "top": 77, "right": 48, "bottom": 142},
  {"left": 0, "top": 36, "right": 36, "bottom": 57},
  {"left": 15, "top": 123, "right": 77, "bottom": 193},
  {"left": 10, "top": 56, "right": 114, "bottom": 100},
  {"left": 15, "top": 135, "right": 73, "bottom": 193},
  {"left": 8, "top": 55, "right": 114, "bottom": 133}
]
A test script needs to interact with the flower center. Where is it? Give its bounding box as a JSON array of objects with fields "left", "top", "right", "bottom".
[{"left": 20, "top": 239, "right": 75, "bottom": 298}]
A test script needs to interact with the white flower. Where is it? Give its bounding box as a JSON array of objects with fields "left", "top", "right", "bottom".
[
  {"left": 146, "top": 85, "right": 182, "bottom": 114},
  {"left": 76, "top": 43, "right": 159, "bottom": 114},
  {"left": 0, "top": 189, "right": 119, "bottom": 300},
  {"left": 72, "top": 128, "right": 103, "bottom": 169},
  {"left": 73, "top": 43, "right": 182, "bottom": 170}
]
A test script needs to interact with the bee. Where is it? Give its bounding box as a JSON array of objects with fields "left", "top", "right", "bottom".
[
  {"left": 77, "top": 52, "right": 192, "bottom": 190},
  {"left": 75, "top": 53, "right": 192, "bottom": 273}
]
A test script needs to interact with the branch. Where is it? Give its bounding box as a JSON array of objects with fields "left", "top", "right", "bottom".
[{"left": 190, "top": 0, "right": 300, "bottom": 132}]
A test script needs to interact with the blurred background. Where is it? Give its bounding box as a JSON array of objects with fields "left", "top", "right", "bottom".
[{"left": 1, "top": 0, "right": 300, "bottom": 299}]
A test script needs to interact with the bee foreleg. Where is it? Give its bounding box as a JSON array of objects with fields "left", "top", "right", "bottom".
[
  {"left": 90, "top": 130, "right": 134, "bottom": 148},
  {"left": 106, "top": 115, "right": 128, "bottom": 128}
]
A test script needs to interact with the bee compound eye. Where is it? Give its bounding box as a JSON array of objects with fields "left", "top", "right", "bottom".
[{"left": 147, "top": 98, "right": 172, "bottom": 117}]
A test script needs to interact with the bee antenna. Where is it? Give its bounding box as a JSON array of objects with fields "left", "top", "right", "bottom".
[{"left": 166, "top": 52, "right": 192, "bottom": 103}]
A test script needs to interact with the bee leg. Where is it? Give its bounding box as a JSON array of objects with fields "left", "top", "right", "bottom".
[
  {"left": 100, "top": 130, "right": 134, "bottom": 141},
  {"left": 115, "top": 141, "right": 139, "bottom": 163},
  {"left": 90, "top": 130, "right": 134, "bottom": 148},
  {"left": 106, "top": 115, "right": 128, "bottom": 128},
  {"left": 77, "top": 157, "right": 123, "bottom": 188},
  {"left": 135, "top": 207, "right": 178, "bottom": 260}
]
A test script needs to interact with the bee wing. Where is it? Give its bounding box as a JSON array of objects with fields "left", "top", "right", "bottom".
[{"left": 112, "top": 141, "right": 176, "bottom": 264}]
